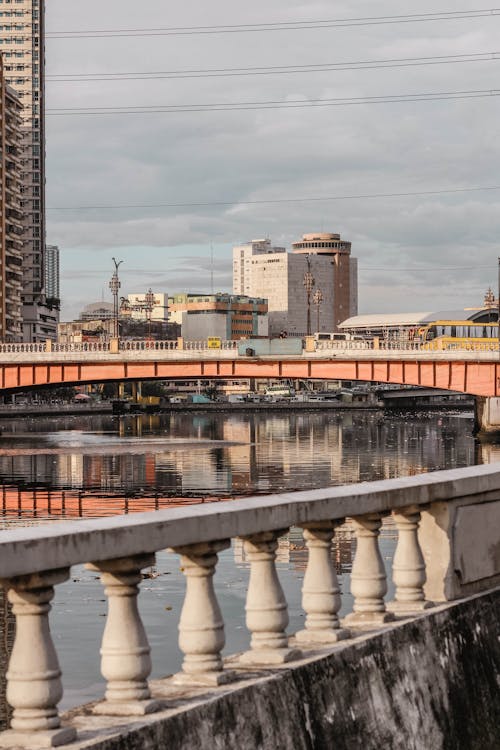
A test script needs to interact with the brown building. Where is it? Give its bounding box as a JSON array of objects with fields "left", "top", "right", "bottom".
[
  {"left": 292, "top": 233, "right": 357, "bottom": 332},
  {"left": 168, "top": 293, "right": 268, "bottom": 341},
  {"left": 0, "top": 57, "right": 23, "bottom": 341}
]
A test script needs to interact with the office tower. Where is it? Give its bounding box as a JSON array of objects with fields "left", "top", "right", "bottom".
[
  {"left": 0, "top": 55, "right": 23, "bottom": 341},
  {"left": 292, "top": 233, "right": 358, "bottom": 330},
  {"left": 0, "top": 0, "right": 56, "bottom": 340},
  {"left": 233, "top": 233, "right": 357, "bottom": 336},
  {"left": 44, "top": 243, "right": 59, "bottom": 303}
]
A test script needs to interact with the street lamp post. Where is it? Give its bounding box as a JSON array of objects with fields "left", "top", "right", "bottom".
[
  {"left": 109, "top": 258, "right": 123, "bottom": 339},
  {"left": 498, "top": 258, "right": 500, "bottom": 353},
  {"left": 313, "top": 289, "right": 323, "bottom": 334},
  {"left": 144, "top": 288, "right": 155, "bottom": 340},
  {"left": 303, "top": 256, "right": 315, "bottom": 337}
]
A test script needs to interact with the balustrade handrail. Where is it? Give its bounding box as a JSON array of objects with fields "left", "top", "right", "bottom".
[
  {"left": 0, "top": 463, "right": 498, "bottom": 580},
  {"left": 0, "top": 462, "right": 498, "bottom": 745}
]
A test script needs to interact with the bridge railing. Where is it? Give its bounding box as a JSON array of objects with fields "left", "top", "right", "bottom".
[
  {"left": 0, "top": 464, "right": 498, "bottom": 747},
  {"left": 0, "top": 338, "right": 498, "bottom": 356}
]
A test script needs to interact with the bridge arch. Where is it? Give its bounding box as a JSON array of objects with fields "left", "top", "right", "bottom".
[{"left": 0, "top": 355, "right": 497, "bottom": 397}]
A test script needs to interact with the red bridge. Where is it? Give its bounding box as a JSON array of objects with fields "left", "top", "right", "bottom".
[{"left": 0, "top": 339, "right": 498, "bottom": 397}]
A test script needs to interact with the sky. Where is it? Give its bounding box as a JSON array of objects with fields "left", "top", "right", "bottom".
[{"left": 45, "top": 1, "right": 500, "bottom": 320}]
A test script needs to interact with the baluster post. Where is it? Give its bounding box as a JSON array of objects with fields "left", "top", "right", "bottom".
[
  {"left": 345, "top": 514, "right": 395, "bottom": 625},
  {"left": 295, "top": 521, "right": 350, "bottom": 643},
  {"left": 86, "top": 554, "right": 161, "bottom": 715},
  {"left": 240, "top": 530, "right": 301, "bottom": 665},
  {"left": 388, "top": 506, "right": 434, "bottom": 613},
  {"left": 0, "top": 568, "right": 76, "bottom": 748},
  {"left": 172, "top": 540, "right": 235, "bottom": 685}
]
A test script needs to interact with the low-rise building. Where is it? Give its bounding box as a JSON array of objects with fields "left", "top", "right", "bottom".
[{"left": 169, "top": 292, "right": 268, "bottom": 341}]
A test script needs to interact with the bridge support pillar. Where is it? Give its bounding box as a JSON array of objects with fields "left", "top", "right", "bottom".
[{"left": 474, "top": 396, "right": 500, "bottom": 438}]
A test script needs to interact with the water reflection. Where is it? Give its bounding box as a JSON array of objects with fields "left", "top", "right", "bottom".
[{"left": 0, "top": 411, "right": 485, "bottom": 509}]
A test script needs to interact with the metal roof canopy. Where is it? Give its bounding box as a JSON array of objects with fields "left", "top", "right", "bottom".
[{"left": 340, "top": 308, "right": 499, "bottom": 330}]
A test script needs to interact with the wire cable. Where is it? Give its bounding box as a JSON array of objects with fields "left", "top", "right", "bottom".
[
  {"left": 46, "top": 51, "right": 500, "bottom": 83},
  {"left": 46, "top": 88, "right": 500, "bottom": 116},
  {"left": 46, "top": 184, "right": 500, "bottom": 211},
  {"left": 46, "top": 8, "right": 500, "bottom": 39}
]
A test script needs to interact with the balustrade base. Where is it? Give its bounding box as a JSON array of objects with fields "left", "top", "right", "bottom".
[
  {"left": 173, "top": 669, "right": 237, "bottom": 687},
  {"left": 0, "top": 727, "right": 76, "bottom": 748},
  {"left": 387, "top": 599, "right": 434, "bottom": 614},
  {"left": 92, "top": 698, "right": 163, "bottom": 716},
  {"left": 239, "top": 646, "right": 301, "bottom": 665},
  {"left": 295, "top": 627, "right": 351, "bottom": 644},
  {"left": 344, "top": 610, "right": 395, "bottom": 626}
]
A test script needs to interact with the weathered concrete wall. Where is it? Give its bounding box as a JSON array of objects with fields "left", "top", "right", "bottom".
[
  {"left": 475, "top": 396, "right": 500, "bottom": 436},
  {"left": 66, "top": 588, "right": 500, "bottom": 750}
]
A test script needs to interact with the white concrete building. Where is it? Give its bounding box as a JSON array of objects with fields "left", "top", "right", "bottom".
[
  {"left": 123, "top": 293, "right": 169, "bottom": 322},
  {"left": 233, "top": 235, "right": 358, "bottom": 337}
]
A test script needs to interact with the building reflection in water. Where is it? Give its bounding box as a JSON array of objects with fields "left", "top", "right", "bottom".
[{"left": 0, "top": 411, "right": 486, "bottom": 510}]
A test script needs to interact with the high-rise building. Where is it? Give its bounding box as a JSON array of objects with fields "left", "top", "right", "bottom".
[
  {"left": 44, "top": 243, "right": 59, "bottom": 303},
  {"left": 0, "top": 56, "right": 23, "bottom": 341},
  {"left": 233, "top": 234, "right": 357, "bottom": 336},
  {"left": 0, "top": 0, "right": 56, "bottom": 341},
  {"left": 292, "top": 233, "right": 358, "bottom": 330}
]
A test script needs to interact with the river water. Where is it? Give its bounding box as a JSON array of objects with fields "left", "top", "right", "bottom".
[{"left": 0, "top": 408, "right": 498, "bottom": 715}]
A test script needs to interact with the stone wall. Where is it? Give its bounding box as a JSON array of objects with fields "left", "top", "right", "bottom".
[{"left": 66, "top": 588, "right": 500, "bottom": 750}]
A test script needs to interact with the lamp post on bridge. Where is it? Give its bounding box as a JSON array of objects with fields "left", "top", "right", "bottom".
[
  {"left": 497, "top": 257, "right": 500, "bottom": 354},
  {"left": 303, "top": 256, "right": 315, "bottom": 337},
  {"left": 144, "top": 288, "right": 155, "bottom": 340},
  {"left": 109, "top": 258, "right": 123, "bottom": 339},
  {"left": 313, "top": 289, "right": 323, "bottom": 334}
]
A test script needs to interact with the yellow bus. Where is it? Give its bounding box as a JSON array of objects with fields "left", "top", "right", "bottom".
[{"left": 419, "top": 320, "right": 498, "bottom": 350}]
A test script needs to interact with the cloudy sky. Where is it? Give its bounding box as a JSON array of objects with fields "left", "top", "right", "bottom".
[{"left": 45, "top": 1, "right": 500, "bottom": 320}]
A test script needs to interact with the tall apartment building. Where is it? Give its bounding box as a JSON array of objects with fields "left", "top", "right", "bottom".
[
  {"left": 233, "top": 234, "right": 357, "bottom": 336},
  {"left": 0, "top": 0, "right": 57, "bottom": 341},
  {"left": 44, "top": 243, "right": 59, "bottom": 303},
  {"left": 0, "top": 55, "right": 23, "bottom": 341}
]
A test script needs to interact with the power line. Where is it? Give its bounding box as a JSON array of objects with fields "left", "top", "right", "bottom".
[
  {"left": 46, "top": 51, "right": 500, "bottom": 83},
  {"left": 45, "top": 8, "right": 500, "bottom": 38},
  {"left": 46, "top": 184, "right": 500, "bottom": 212},
  {"left": 361, "top": 265, "right": 493, "bottom": 271},
  {"left": 46, "top": 88, "right": 500, "bottom": 116}
]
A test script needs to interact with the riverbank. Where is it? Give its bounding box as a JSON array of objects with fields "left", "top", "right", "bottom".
[{"left": 0, "top": 398, "right": 475, "bottom": 419}]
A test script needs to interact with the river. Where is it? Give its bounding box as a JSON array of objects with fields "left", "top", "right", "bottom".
[{"left": 0, "top": 408, "right": 498, "bottom": 717}]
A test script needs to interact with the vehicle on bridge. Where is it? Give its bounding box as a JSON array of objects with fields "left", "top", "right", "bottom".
[{"left": 419, "top": 319, "right": 498, "bottom": 350}]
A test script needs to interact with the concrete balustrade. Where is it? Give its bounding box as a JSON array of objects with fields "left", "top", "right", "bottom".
[
  {"left": 295, "top": 522, "right": 350, "bottom": 643},
  {"left": 239, "top": 530, "right": 300, "bottom": 664},
  {"left": 86, "top": 554, "right": 161, "bottom": 716},
  {"left": 0, "top": 464, "right": 499, "bottom": 747},
  {"left": 172, "top": 540, "right": 234, "bottom": 685},
  {"left": 346, "top": 513, "right": 395, "bottom": 625}
]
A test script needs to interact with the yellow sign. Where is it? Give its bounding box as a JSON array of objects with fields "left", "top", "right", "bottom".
[{"left": 207, "top": 337, "right": 222, "bottom": 349}]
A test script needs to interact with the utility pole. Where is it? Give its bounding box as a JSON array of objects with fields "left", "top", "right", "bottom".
[{"left": 109, "top": 258, "right": 123, "bottom": 339}]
